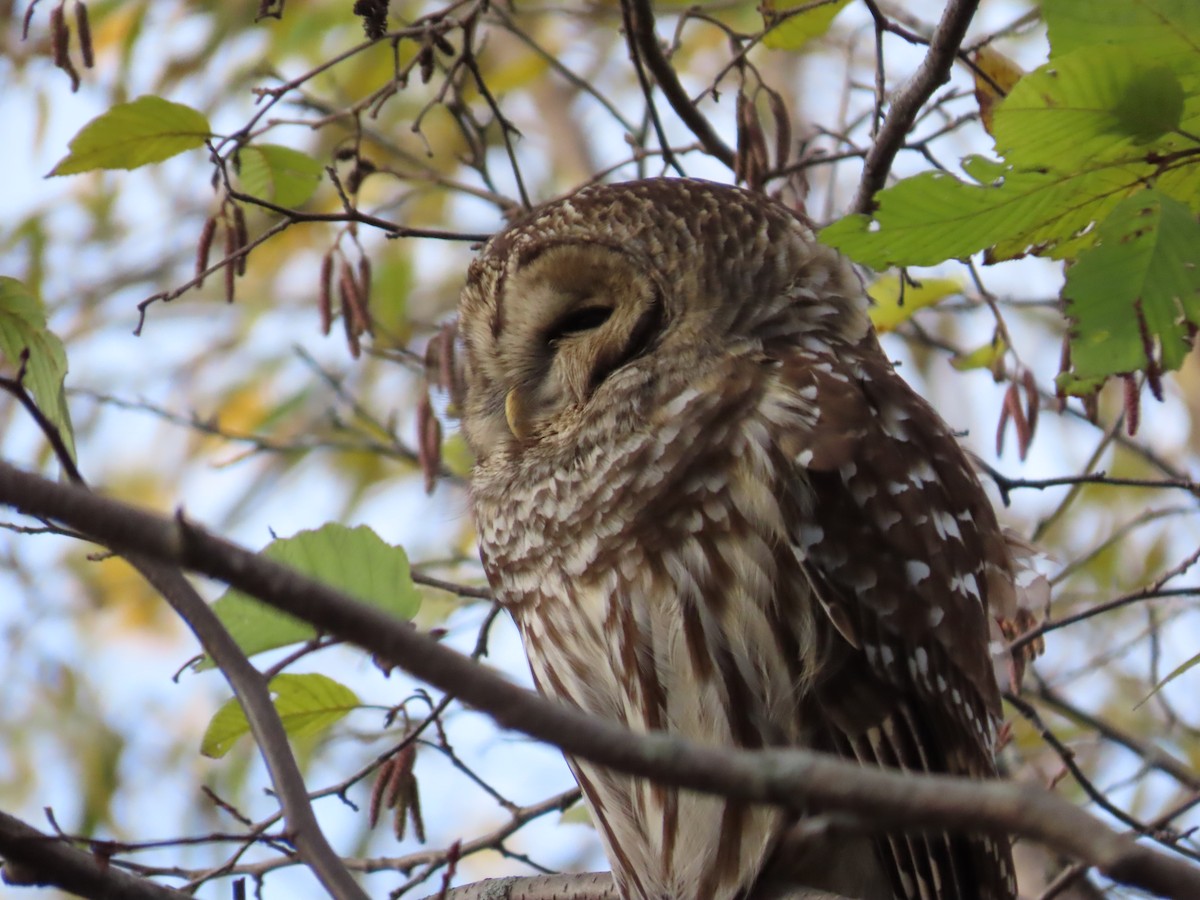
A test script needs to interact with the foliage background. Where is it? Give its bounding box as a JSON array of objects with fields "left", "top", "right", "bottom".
[{"left": 2, "top": 1, "right": 1199, "bottom": 898}]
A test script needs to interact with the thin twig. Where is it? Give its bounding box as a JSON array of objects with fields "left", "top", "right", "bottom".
[{"left": 851, "top": 0, "right": 980, "bottom": 213}]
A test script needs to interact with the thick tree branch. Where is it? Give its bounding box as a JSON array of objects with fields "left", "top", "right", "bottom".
[
  {"left": 0, "top": 810, "right": 187, "bottom": 900},
  {"left": 851, "top": 0, "right": 980, "bottom": 213},
  {"left": 423, "top": 873, "right": 851, "bottom": 900},
  {"left": 0, "top": 462, "right": 1197, "bottom": 897},
  {"left": 623, "top": 0, "right": 736, "bottom": 169}
]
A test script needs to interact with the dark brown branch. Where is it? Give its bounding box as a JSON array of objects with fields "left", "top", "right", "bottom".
[
  {"left": 978, "top": 461, "right": 1200, "bottom": 507},
  {"left": 624, "top": 0, "right": 736, "bottom": 170},
  {"left": 851, "top": 0, "right": 981, "bottom": 213},
  {"left": 0, "top": 463, "right": 1198, "bottom": 898},
  {"left": 0, "top": 810, "right": 187, "bottom": 900}
]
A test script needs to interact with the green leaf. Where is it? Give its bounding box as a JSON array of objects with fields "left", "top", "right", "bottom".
[
  {"left": 867, "top": 274, "right": 963, "bottom": 332},
  {"left": 820, "top": 164, "right": 1140, "bottom": 268},
  {"left": 205, "top": 524, "right": 421, "bottom": 667},
  {"left": 951, "top": 338, "right": 1008, "bottom": 372},
  {"left": 201, "top": 673, "right": 361, "bottom": 758},
  {"left": 0, "top": 278, "right": 75, "bottom": 461},
  {"left": 559, "top": 801, "right": 595, "bottom": 828},
  {"left": 1065, "top": 189, "right": 1200, "bottom": 381},
  {"left": 1044, "top": 0, "right": 1200, "bottom": 59},
  {"left": 1055, "top": 370, "right": 1107, "bottom": 397},
  {"left": 992, "top": 47, "right": 1197, "bottom": 173},
  {"left": 238, "top": 144, "right": 324, "bottom": 208},
  {"left": 50, "top": 96, "right": 211, "bottom": 176},
  {"left": 762, "top": 0, "right": 853, "bottom": 50},
  {"left": 1113, "top": 66, "right": 1186, "bottom": 143}
]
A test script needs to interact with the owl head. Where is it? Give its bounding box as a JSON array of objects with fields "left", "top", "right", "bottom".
[{"left": 455, "top": 179, "right": 870, "bottom": 463}]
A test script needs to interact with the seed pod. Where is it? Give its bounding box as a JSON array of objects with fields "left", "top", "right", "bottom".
[
  {"left": 340, "top": 261, "right": 369, "bottom": 337},
  {"left": 1123, "top": 374, "right": 1141, "bottom": 437},
  {"left": 338, "top": 264, "right": 361, "bottom": 358},
  {"left": 22, "top": 0, "right": 38, "bottom": 40},
  {"left": 765, "top": 84, "right": 791, "bottom": 171},
  {"left": 356, "top": 256, "right": 374, "bottom": 335},
  {"left": 417, "top": 391, "right": 441, "bottom": 494},
  {"left": 222, "top": 221, "right": 237, "bottom": 303},
  {"left": 195, "top": 216, "right": 217, "bottom": 286},
  {"left": 1022, "top": 368, "right": 1039, "bottom": 444},
  {"left": 317, "top": 251, "right": 334, "bottom": 335},
  {"left": 50, "top": 5, "right": 69, "bottom": 68},
  {"left": 50, "top": 5, "right": 80, "bottom": 90},
  {"left": 231, "top": 204, "right": 249, "bottom": 276},
  {"left": 75, "top": 2, "right": 93, "bottom": 68}
]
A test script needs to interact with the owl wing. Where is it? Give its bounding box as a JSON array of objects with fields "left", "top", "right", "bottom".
[{"left": 766, "top": 340, "right": 1017, "bottom": 900}]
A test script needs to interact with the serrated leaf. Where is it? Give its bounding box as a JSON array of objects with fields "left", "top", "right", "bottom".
[
  {"left": 867, "top": 275, "right": 963, "bottom": 332},
  {"left": 820, "top": 164, "right": 1139, "bottom": 268},
  {"left": 0, "top": 278, "right": 75, "bottom": 461},
  {"left": 1065, "top": 189, "right": 1200, "bottom": 381},
  {"left": 762, "top": 0, "right": 852, "bottom": 50},
  {"left": 993, "top": 47, "right": 1198, "bottom": 173},
  {"left": 201, "top": 673, "right": 361, "bottom": 758},
  {"left": 238, "top": 144, "right": 324, "bottom": 208},
  {"left": 1044, "top": 0, "right": 1200, "bottom": 59},
  {"left": 49, "top": 96, "right": 211, "bottom": 176},
  {"left": 204, "top": 524, "right": 420, "bottom": 667}
]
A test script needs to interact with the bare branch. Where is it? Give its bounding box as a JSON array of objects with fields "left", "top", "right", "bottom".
[
  {"left": 851, "top": 0, "right": 980, "bottom": 213},
  {"left": 422, "top": 873, "right": 853, "bottom": 900},
  {"left": 0, "top": 462, "right": 1198, "bottom": 898}
]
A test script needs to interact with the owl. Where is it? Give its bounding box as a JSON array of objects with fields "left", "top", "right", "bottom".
[{"left": 456, "top": 179, "right": 1020, "bottom": 900}]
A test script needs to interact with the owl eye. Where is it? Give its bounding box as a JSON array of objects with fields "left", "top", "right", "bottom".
[{"left": 545, "top": 305, "right": 613, "bottom": 345}]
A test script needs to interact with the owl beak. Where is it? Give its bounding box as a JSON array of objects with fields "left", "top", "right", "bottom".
[{"left": 504, "top": 389, "right": 529, "bottom": 441}]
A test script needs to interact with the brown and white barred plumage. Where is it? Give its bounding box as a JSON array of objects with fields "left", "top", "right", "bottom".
[{"left": 456, "top": 179, "right": 1019, "bottom": 900}]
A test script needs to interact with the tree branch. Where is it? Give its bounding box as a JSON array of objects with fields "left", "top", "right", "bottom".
[
  {"left": 0, "top": 461, "right": 1197, "bottom": 898},
  {"left": 0, "top": 810, "right": 187, "bottom": 900},
  {"left": 0, "top": 371, "right": 368, "bottom": 900},
  {"left": 851, "top": 0, "right": 980, "bottom": 213},
  {"left": 422, "top": 873, "right": 852, "bottom": 900},
  {"left": 623, "top": 0, "right": 736, "bottom": 170}
]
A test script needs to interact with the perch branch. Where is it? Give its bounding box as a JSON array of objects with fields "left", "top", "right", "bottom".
[{"left": 0, "top": 462, "right": 1197, "bottom": 898}]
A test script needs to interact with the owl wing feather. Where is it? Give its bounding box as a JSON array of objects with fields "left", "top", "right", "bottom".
[{"left": 766, "top": 340, "right": 1018, "bottom": 900}]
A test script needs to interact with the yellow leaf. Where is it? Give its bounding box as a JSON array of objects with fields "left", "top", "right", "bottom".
[
  {"left": 951, "top": 337, "right": 1008, "bottom": 373},
  {"left": 867, "top": 274, "right": 963, "bottom": 332},
  {"left": 762, "top": 0, "right": 852, "bottom": 51},
  {"left": 972, "top": 46, "right": 1024, "bottom": 136}
]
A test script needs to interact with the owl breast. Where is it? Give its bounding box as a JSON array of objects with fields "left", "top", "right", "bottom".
[{"left": 471, "top": 356, "right": 833, "bottom": 900}]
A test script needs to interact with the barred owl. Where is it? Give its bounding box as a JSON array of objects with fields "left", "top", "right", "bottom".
[{"left": 456, "top": 179, "right": 1019, "bottom": 900}]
